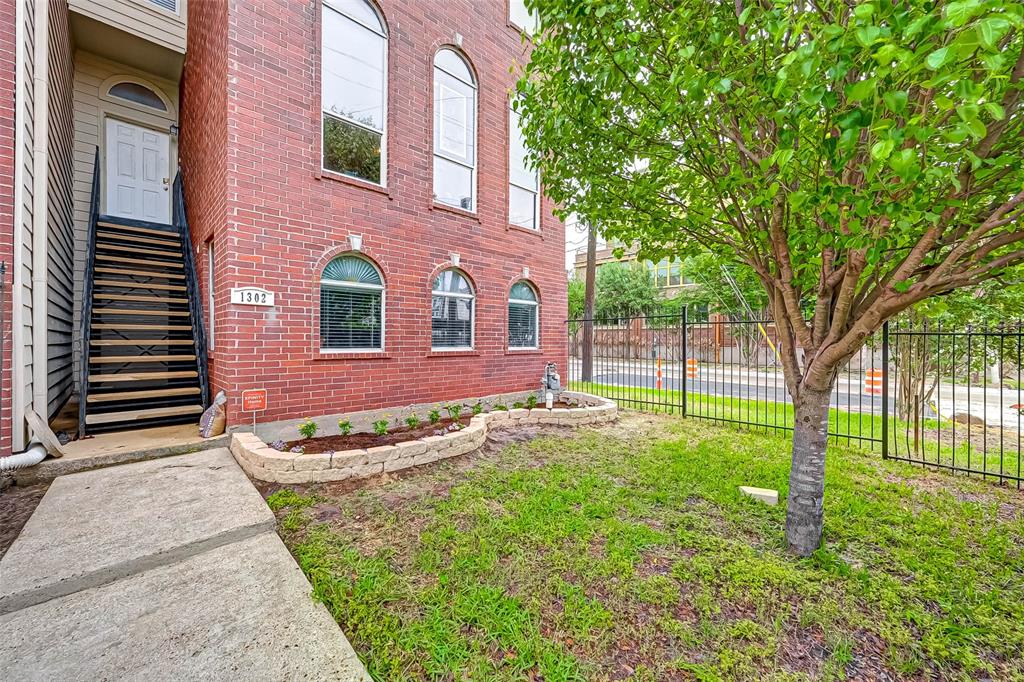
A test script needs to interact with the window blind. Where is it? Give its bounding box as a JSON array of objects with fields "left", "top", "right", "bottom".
[
  {"left": 508, "top": 302, "right": 537, "bottom": 348},
  {"left": 320, "top": 286, "right": 382, "bottom": 350}
]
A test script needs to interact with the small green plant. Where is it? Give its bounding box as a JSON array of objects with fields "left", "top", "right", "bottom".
[
  {"left": 298, "top": 418, "right": 319, "bottom": 439},
  {"left": 266, "top": 489, "right": 314, "bottom": 512},
  {"left": 429, "top": 408, "right": 442, "bottom": 424},
  {"left": 513, "top": 401, "right": 524, "bottom": 409},
  {"left": 405, "top": 414, "right": 421, "bottom": 429},
  {"left": 526, "top": 395, "right": 538, "bottom": 409},
  {"left": 446, "top": 404, "right": 462, "bottom": 420},
  {"left": 494, "top": 403, "right": 508, "bottom": 411},
  {"left": 472, "top": 402, "right": 483, "bottom": 415},
  {"left": 373, "top": 418, "right": 389, "bottom": 436},
  {"left": 337, "top": 418, "right": 352, "bottom": 436}
]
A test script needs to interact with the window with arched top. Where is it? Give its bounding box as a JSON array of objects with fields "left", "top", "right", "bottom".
[
  {"left": 431, "top": 269, "right": 474, "bottom": 349},
  {"left": 508, "top": 281, "right": 539, "bottom": 349},
  {"left": 107, "top": 81, "right": 168, "bottom": 111},
  {"left": 320, "top": 255, "right": 384, "bottom": 350},
  {"left": 322, "top": 0, "right": 388, "bottom": 185},
  {"left": 433, "top": 49, "right": 477, "bottom": 211}
]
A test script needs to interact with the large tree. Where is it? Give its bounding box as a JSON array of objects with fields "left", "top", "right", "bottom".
[{"left": 517, "top": 0, "right": 1024, "bottom": 555}]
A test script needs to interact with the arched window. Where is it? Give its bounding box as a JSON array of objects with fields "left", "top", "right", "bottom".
[
  {"left": 320, "top": 255, "right": 384, "bottom": 350},
  {"left": 433, "top": 49, "right": 477, "bottom": 211},
  {"left": 431, "top": 269, "right": 474, "bottom": 349},
  {"left": 508, "top": 281, "right": 539, "bottom": 349},
  {"left": 107, "top": 81, "right": 168, "bottom": 111},
  {"left": 322, "top": 0, "right": 387, "bottom": 185}
]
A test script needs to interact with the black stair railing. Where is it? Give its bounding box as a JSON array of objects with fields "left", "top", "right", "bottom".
[
  {"left": 172, "top": 171, "right": 211, "bottom": 410},
  {"left": 78, "top": 147, "right": 101, "bottom": 438}
]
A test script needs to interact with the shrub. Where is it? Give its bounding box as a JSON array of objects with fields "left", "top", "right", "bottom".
[
  {"left": 513, "top": 401, "right": 524, "bottom": 409},
  {"left": 298, "top": 418, "right": 319, "bottom": 439},
  {"left": 526, "top": 395, "right": 538, "bottom": 409},
  {"left": 373, "top": 419, "right": 389, "bottom": 436},
  {"left": 494, "top": 403, "right": 508, "bottom": 411},
  {"left": 405, "top": 414, "right": 421, "bottom": 429},
  {"left": 338, "top": 419, "right": 352, "bottom": 436},
  {"left": 446, "top": 404, "right": 463, "bottom": 420},
  {"left": 429, "top": 408, "right": 442, "bottom": 424},
  {"left": 472, "top": 402, "right": 483, "bottom": 415}
]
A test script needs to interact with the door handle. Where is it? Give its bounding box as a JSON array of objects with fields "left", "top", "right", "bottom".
[{"left": 162, "top": 177, "right": 170, "bottom": 189}]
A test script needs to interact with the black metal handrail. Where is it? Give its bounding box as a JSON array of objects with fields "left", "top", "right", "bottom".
[
  {"left": 172, "top": 172, "right": 211, "bottom": 410},
  {"left": 78, "top": 148, "right": 101, "bottom": 437}
]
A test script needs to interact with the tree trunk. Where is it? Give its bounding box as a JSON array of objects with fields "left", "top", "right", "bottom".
[
  {"left": 785, "top": 384, "right": 834, "bottom": 556},
  {"left": 582, "top": 223, "right": 597, "bottom": 382}
]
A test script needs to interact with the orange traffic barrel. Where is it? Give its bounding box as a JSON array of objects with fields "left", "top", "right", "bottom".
[
  {"left": 864, "top": 368, "right": 883, "bottom": 395},
  {"left": 686, "top": 358, "right": 699, "bottom": 379}
]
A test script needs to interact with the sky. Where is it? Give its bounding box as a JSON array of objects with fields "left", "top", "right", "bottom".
[{"left": 563, "top": 214, "right": 605, "bottom": 275}]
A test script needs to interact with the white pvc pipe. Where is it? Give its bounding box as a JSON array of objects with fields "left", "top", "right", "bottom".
[
  {"left": 0, "top": 443, "right": 46, "bottom": 471},
  {"left": 11, "top": 0, "right": 27, "bottom": 451}
]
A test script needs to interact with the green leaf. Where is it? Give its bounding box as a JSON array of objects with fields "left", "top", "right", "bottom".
[
  {"left": 977, "top": 17, "right": 1011, "bottom": 50},
  {"left": 846, "top": 78, "right": 876, "bottom": 103},
  {"left": 854, "top": 4, "right": 875, "bottom": 21},
  {"left": 926, "top": 47, "right": 950, "bottom": 70},
  {"left": 871, "top": 139, "right": 895, "bottom": 160},
  {"left": 882, "top": 90, "right": 908, "bottom": 114},
  {"left": 944, "top": 0, "right": 984, "bottom": 27},
  {"left": 983, "top": 102, "right": 1006, "bottom": 120}
]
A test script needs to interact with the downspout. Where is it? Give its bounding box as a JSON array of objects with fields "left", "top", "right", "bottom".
[
  {"left": 31, "top": 0, "right": 50, "bottom": 436},
  {"left": 11, "top": 0, "right": 27, "bottom": 452}
]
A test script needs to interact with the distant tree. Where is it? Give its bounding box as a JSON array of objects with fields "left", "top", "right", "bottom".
[
  {"left": 594, "top": 262, "right": 659, "bottom": 322},
  {"left": 678, "top": 253, "right": 769, "bottom": 316},
  {"left": 518, "top": 0, "right": 1024, "bottom": 555}
]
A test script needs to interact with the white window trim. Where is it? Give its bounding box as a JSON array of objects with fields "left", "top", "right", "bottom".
[
  {"left": 509, "top": 104, "right": 541, "bottom": 230},
  {"left": 433, "top": 53, "right": 478, "bottom": 212},
  {"left": 319, "top": 274, "right": 386, "bottom": 353},
  {"left": 431, "top": 284, "right": 475, "bottom": 351},
  {"left": 321, "top": 0, "right": 389, "bottom": 187},
  {"left": 508, "top": 294, "right": 539, "bottom": 350}
]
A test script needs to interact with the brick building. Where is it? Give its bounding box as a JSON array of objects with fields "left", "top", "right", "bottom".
[{"left": 0, "top": 0, "right": 565, "bottom": 455}]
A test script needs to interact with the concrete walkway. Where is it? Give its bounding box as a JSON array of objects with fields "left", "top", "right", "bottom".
[{"left": 0, "top": 448, "right": 371, "bottom": 681}]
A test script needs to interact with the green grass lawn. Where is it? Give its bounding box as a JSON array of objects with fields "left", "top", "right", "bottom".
[
  {"left": 573, "top": 381, "right": 1024, "bottom": 483},
  {"left": 269, "top": 415, "right": 1024, "bottom": 681}
]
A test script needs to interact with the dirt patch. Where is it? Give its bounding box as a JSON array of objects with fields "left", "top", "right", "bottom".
[
  {"left": 286, "top": 416, "right": 473, "bottom": 452},
  {"left": 0, "top": 479, "right": 48, "bottom": 559}
]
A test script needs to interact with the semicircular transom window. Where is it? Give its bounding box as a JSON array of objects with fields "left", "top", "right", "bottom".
[
  {"left": 508, "top": 281, "right": 539, "bottom": 349},
  {"left": 431, "top": 269, "right": 474, "bottom": 349},
  {"left": 320, "top": 255, "right": 384, "bottom": 350},
  {"left": 108, "top": 82, "right": 168, "bottom": 111}
]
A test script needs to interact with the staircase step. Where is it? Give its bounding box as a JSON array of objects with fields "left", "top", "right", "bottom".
[
  {"left": 97, "top": 231, "right": 180, "bottom": 248},
  {"left": 85, "top": 404, "right": 204, "bottom": 426},
  {"left": 89, "top": 354, "right": 197, "bottom": 364},
  {"left": 94, "top": 280, "right": 187, "bottom": 292},
  {"left": 97, "top": 243, "right": 182, "bottom": 258},
  {"left": 92, "top": 293, "right": 188, "bottom": 303},
  {"left": 97, "top": 219, "right": 179, "bottom": 239},
  {"left": 91, "top": 339, "right": 195, "bottom": 347},
  {"left": 92, "top": 323, "right": 193, "bottom": 331},
  {"left": 93, "top": 308, "right": 190, "bottom": 317},
  {"left": 89, "top": 370, "right": 199, "bottom": 382},
  {"left": 87, "top": 387, "right": 202, "bottom": 403},
  {"left": 95, "top": 267, "right": 185, "bottom": 280},
  {"left": 96, "top": 254, "right": 183, "bottom": 269}
]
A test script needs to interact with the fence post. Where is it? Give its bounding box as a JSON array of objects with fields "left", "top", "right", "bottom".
[
  {"left": 881, "top": 320, "right": 890, "bottom": 460},
  {"left": 681, "top": 306, "right": 688, "bottom": 418}
]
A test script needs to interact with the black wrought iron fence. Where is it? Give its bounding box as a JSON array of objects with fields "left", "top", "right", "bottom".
[{"left": 568, "top": 312, "right": 1023, "bottom": 487}]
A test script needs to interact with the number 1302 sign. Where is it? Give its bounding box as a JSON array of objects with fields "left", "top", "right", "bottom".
[{"left": 230, "top": 286, "right": 275, "bottom": 307}]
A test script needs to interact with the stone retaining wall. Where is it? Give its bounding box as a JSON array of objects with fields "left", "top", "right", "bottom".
[{"left": 230, "top": 392, "right": 616, "bottom": 484}]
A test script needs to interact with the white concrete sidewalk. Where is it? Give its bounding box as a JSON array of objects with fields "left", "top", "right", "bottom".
[{"left": 0, "top": 448, "right": 371, "bottom": 681}]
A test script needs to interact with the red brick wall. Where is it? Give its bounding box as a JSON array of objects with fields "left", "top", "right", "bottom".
[
  {"left": 185, "top": 0, "right": 567, "bottom": 425},
  {"left": 179, "top": 0, "right": 228, "bottom": 402},
  {"left": 0, "top": 0, "right": 16, "bottom": 455}
]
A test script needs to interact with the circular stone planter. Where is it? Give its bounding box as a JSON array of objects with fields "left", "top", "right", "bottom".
[{"left": 229, "top": 392, "right": 617, "bottom": 484}]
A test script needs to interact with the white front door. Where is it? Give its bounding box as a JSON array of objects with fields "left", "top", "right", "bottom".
[{"left": 105, "top": 118, "right": 171, "bottom": 223}]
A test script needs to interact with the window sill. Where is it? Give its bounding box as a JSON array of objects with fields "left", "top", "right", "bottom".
[
  {"left": 506, "top": 348, "right": 543, "bottom": 355},
  {"left": 431, "top": 202, "right": 481, "bottom": 222},
  {"left": 317, "top": 169, "right": 392, "bottom": 197},
  {"left": 315, "top": 350, "right": 391, "bottom": 361},
  {"left": 508, "top": 223, "right": 543, "bottom": 239},
  {"left": 426, "top": 349, "right": 479, "bottom": 358}
]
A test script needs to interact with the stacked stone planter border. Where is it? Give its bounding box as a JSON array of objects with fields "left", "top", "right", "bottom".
[{"left": 230, "top": 392, "right": 617, "bottom": 484}]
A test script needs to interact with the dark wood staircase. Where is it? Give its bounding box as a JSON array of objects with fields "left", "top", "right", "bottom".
[{"left": 79, "top": 150, "right": 209, "bottom": 435}]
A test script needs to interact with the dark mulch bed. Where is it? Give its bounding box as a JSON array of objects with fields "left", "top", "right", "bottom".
[
  {"left": 0, "top": 479, "right": 48, "bottom": 559},
  {"left": 287, "top": 416, "right": 473, "bottom": 453}
]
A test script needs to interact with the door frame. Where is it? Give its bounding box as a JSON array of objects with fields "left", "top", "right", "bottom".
[{"left": 102, "top": 115, "right": 174, "bottom": 222}]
